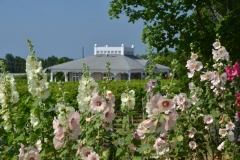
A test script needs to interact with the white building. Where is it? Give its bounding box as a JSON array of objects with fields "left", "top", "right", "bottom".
[{"left": 47, "top": 44, "right": 171, "bottom": 82}]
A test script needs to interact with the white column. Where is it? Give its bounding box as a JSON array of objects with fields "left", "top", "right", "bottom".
[
  {"left": 112, "top": 72, "right": 117, "bottom": 80},
  {"left": 64, "top": 72, "right": 68, "bottom": 82},
  {"left": 128, "top": 72, "right": 131, "bottom": 81},
  {"left": 141, "top": 72, "right": 144, "bottom": 79},
  {"left": 50, "top": 72, "right": 53, "bottom": 82}
]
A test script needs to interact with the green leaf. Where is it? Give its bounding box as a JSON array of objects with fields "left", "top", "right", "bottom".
[
  {"left": 116, "top": 148, "right": 123, "bottom": 157},
  {"left": 177, "top": 135, "right": 183, "bottom": 142},
  {"left": 137, "top": 144, "right": 150, "bottom": 153}
]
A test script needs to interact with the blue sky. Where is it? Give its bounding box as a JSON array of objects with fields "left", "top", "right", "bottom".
[{"left": 0, "top": 0, "right": 148, "bottom": 59}]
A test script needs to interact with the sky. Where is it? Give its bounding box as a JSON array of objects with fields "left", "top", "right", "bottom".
[{"left": 0, "top": 0, "right": 148, "bottom": 60}]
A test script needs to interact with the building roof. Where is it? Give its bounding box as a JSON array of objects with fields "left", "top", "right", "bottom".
[{"left": 48, "top": 54, "right": 171, "bottom": 73}]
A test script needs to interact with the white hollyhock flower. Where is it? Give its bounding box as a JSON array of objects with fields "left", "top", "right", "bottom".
[
  {"left": 219, "top": 128, "right": 228, "bottom": 137},
  {"left": 204, "top": 115, "right": 213, "bottom": 124},
  {"left": 35, "top": 140, "right": 42, "bottom": 152},
  {"left": 213, "top": 42, "right": 221, "bottom": 49},
  {"left": 217, "top": 141, "right": 225, "bottom": 151},
  {"left": 190, "top": 53, "right": 198, "bottom": 60},
  {"left": 226, "top": 122, "right": 235, "bottom": 130},
  {"left": 228, "top": 131, "right": 234, "bottom": 142},
  {"left": 189, "top": 141, "right": 197, "bottom": 150}
]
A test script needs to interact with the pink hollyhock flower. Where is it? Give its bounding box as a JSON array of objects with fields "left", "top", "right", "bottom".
[
  {"left": 146, "top": 79, "right": 157, "bottom": 92},
  {"left": 150, "top": 94, "right": 163, "bottom": 104},
  {"left": 105, "top": 90, "right": 115, "bottom": 107},
  {"left": 165, "top": 110, "right": 179, "bottom": 131},
  {"left": 157, "top": 99, "right": 174, "bottom": 112},
  {"left": 87, "top": 151, "right": 100, "bottom": 160},
  {"left": 236, "top": 93, "right": 240, "bottom": 107},
  {"left": 103, "top": 106, "right": 116, "bottom": 123},
  {"left": 234, "top": 62, "right": 240, "bottom": 76},
  {"left": 80, "top": 147, "right": 93, "bottom": 159},
  {"left": 156, "top": 121, "right": 166, "bottom": 133},
  {"left": 68, "top": 112, "right": 80, "bottom": 130},
  {"left": 90, "top": 94, "right": 107, "bottom": 113},
  {"left": 226, "top": 67, "right": 237, "bottom": 81},
  {"left": 136, "top": 127, "right": 146, "bottom": 138},
  {"left": 68, "top": 112, "right": 81, "bottom": 140},
  {"left": 153, "top": 137, "right": 166, "bottom": 149},
  {"left": 141, "top": 118, "right": 155, "bottom": 130}
]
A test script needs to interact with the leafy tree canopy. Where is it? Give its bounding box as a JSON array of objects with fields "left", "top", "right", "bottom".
[{"left": 109, "top": 0, "right": 240, "bottom": 61}]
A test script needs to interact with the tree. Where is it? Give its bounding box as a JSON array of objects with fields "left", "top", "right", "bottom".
[
  {"left": 5, "top": 53, "right": 15, "bottom": 73},
  {"left": 109, "top": 0, "right": 240, "bottom": 61}
]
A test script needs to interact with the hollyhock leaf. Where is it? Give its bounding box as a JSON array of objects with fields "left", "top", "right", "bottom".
[
  {"left": 60, "top": 149, "right": 68, "bottom": 156},
  {"left": 137, "top": 144, "right": 151, "bottom": 153},
  {"left": 177, "top": 135, "right": 183, "bottom": 141},
  {"left": 195, "top": 100, "right": 203, "bottom": 106},
  {"left": 128, "top": 111, "right": 136, "bottom": 116},
  {"left": 116, "top": 148, "right": 123, "bottom": 157},
  {"left": 71, "top": 144, "right": 79, "bottom": 149}
]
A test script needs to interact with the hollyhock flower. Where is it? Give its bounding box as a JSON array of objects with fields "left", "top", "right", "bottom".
[
  {"left": 188, "top": 127, "right": 197, "bottom": 138},
  {"left": 228, "top": 131, "right": 234, "bottom": 142},
  {"left": 157, "top": 99, "right": 174, "bottom": 112},
  {"left": 141, "top": 118, "right": 155, "bottom": 130},
  {"left": 35, "top": 140, "right": 42, "bottom": 152},
  {"left": 80, "top": 146, "right": 93, "bottom": 159},
  {"left": 68, "top": 112, "right": 80, "bottom": 130},
  {"left": 204, "top": 115, "right": 213, "bottom": 124},
  {"left": 217, "top": 47, "right": 228, "bottom": 58},
  {"left": 213, "top": 41, "right": 221, "bottom": 49},
  {"left": 68, "top": 112, "right": 81, "bottom": 140},
  {"left": 18, "top": 143, "right": 25, "bottom": 160},
  {"left": 190, "top": 53, "right": 198, "bottom": 60},
  {"left": 186, "top": 60, "right": 196, "bottom": 71},
  {"left": 200, "top": 71, "right": 213, "bottom": 81},
  {"left": 226, "top": 67, "right": 237, "bottom": 77},
  {"left": 188, "top": 82, "right": 196, "bottom": 91},
  {"left": 105, "top": 90, "right": 115, "bottom": 106},
  {"left": 220, "top": 72, "right": 227, "bottom": 84},
  {"left": 136, "top": 127, "right": 146, "bottom": 138},
  {"left": 217, "top": 141, "right": 225, "bottom": 151},
  {"left": 156, "top": 121, "right": 166, "bottom": 133},
  {"left": 234, "top": 62, "right": 240, "bottom": 76},
  {"left": 53, "top": 128, "right": 65, "bottom": 149},
  {"left": 23, "top": 147, "right": 40, "bottom": 160},
  {"left": 194, "top": 61, "right": 203, "bottom": 71},
  {"left": 212, "top": 49, "right": 220, "bottom": 61},
  {"left": 189, "top": 141, "right": 197, "bottom": 150},
  {"left": 90, "top": 94, "right": 106, "bottom": 113},
  {"left": 103, "top": 106, "right": 116, "bottom": 123},
  {"left": 187, "top": 71, "right": 195, "bottom": 78},
  {"left": 153, "top": 137, "right": 166, "bottom": 149},
  {"left": 87, "top": 152, "right": 100, "bottom": 160},
  {"left": 146, "top": 79, "right": 157, "bottom": 92},
  {"left": 219, "top": 128, "right": 228, "bottom": 137},
  {"left": 165, "top": 110, "right": 178, "bottom": 131},
  {"left": 226, "top": 122, "right": 235, "bottom": 130}
]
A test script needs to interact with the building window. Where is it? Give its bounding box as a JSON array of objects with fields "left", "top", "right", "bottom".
[
  {"left": 111, "top": 51, "right": 114, "bottom": 54},
  {"left": 108, "top": 51, "right": 110, "bottom": 54},
  {"left": 104, "top": 51, "right": 106, "bottom": 54},
  {"left": 72, "top": 72, "right": 79, "bottom": 81},
  {"left": 118, "top": 51, "right": 121, "bottom": 54},
  {"left": 97, "top": 51, "right": 99, "bottom": 54},
  {"left": 121, "top": 73, "right": 128, "bottom": 80},
  {"left": 100, "top": 51, "right": 103, "bottom": 54},
  {"left": 115, "top": 51, "right": 117, "bottom": 54}
]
